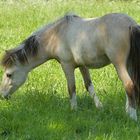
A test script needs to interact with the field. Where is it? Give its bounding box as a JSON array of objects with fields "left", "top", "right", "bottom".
[{"left": 0, "top": 0, "right": 140, "bottom": 139}]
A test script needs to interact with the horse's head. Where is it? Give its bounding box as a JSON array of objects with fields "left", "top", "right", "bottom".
[
  {"left": 0, "top": 35, "right": 40, "bottom": 98},
  {"left": 0, "top": 64, "right": 28, "bottom": 98}
]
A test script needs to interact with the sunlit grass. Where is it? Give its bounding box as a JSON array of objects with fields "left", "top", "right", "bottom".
[{"left": 0, "top": 0, "right": 140, "bottom": 139}]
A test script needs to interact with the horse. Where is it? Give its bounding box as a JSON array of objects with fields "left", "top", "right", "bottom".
[{"left": 0, "top": 13, "right": 140, "bottom": 121}]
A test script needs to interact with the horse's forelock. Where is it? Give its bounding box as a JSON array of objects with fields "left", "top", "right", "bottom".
[{"left": 1, "top": 50, "right": 15, "bottom": 68}]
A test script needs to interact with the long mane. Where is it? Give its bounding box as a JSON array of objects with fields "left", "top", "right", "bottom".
[{"left": 1, "top": 35, "right": 39, "bottom": 67}]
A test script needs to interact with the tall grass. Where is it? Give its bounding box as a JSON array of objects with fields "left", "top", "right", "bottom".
[{"left": 0, "top": 0, "right": 140, "bottom": 139}]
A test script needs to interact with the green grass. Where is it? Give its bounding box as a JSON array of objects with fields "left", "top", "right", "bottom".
[{"left": 0, "top": 0, "right": 140, "bottom": 139}]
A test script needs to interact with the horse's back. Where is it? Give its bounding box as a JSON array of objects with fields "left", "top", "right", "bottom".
[{"left": 56, "top": 13, "right": 137, "bottom": 68}]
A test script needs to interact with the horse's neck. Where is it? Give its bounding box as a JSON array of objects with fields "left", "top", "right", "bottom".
[
  {"left": 24, "top": 47, "right": 49, "bottom": 71},
  {"left": 25, "top": 23, "right": 61, "bottom": 71},
  {"left": 28, "top": 59, "right": 46, "bottom": 70}
]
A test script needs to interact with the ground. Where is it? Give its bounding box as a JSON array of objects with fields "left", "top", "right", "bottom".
[{"left": 0, "top": 0, "right": 140, "bottom": 139}]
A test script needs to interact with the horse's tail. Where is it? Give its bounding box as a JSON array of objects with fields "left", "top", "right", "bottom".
[{"left": 128, "top": 25, "right": 140, "bottom": 105}]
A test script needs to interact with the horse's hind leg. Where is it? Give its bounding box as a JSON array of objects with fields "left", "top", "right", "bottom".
[
  {"left": 115, "top": 64, "right": 137, "bottom": 121},
  {"left": 79, "top": 66, "right": 103, "bottom": 108}
]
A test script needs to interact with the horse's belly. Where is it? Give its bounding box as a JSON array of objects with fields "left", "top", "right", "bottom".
[
  {"left": 74, "top": 53, "right": 110, "bottom": 68},
  {"left": 85, "top": 54, "right": 110, "bottom": 68}
]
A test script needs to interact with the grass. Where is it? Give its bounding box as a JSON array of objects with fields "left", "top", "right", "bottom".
[{"left": 0, "top": 0, "right": 140, "bottom": 139}]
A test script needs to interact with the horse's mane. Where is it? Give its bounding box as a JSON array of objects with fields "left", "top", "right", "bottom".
[
  {"left": 54, "top": 13, "right": 80, "bottom": 25},
  {"left": 1, "top": 14, "right": 80, "bottom": 67},
  {"left": 64, "top": 13, "right": 80, "bottom": 22},
  {"left": 1, "top": 35, "right": 39, "bottom": 67}
]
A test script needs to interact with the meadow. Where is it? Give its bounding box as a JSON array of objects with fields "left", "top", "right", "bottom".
[{"left": 0, "top": 0, "right": 140, "bottom": 139}]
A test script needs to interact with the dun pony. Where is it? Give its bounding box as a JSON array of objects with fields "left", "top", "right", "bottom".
[{"left": 1, "top": 13, "right": 140, "bottom": 121}]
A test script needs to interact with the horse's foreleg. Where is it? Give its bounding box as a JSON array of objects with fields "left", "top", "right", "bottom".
[
  {"left": 115, "top": 64, "right": 137, "bottom": 121},
  {"left": 61, "top": 63, "right": 77, "bottom": 110},
  {"left": 79, "top": 66, "right": 102, "bottom": 108}
]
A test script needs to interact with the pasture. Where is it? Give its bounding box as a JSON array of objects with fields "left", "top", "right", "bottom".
[{"left": 0, "top": 0, "right": 140, "bottom": 139}]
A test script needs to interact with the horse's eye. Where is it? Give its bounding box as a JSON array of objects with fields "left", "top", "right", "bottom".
[{"left": 6, "top": 73, "right": 12, "bottom": 78}]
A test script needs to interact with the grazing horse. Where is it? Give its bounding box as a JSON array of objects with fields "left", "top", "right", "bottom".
[{"left": 0, "top": 13, "right": 140, "bottom": 121}]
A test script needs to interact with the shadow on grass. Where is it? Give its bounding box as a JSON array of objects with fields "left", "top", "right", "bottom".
[{"left": 0, "top": 89, "right": 139, "bottom": 139}]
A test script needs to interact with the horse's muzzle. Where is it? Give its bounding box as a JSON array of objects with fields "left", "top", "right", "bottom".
[{"left": 0, "top": 87, "right": 10, "bottom": 100}]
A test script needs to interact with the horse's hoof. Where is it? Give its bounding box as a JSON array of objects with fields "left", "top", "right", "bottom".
[
  {"left": 70, "top": 95, "right": 77, "bottom": 111},
  {"left": 94, "top": 95, "right": 103, "bottom": 109},
  {"left": 126, "top": 106, "right": 137, "bottom": 121},
  {"left": 96, "top": 101, "right": 103, "bottom": 109},
  {"left": 71, "top": 105, "right": 77, "bottom": 111}
]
